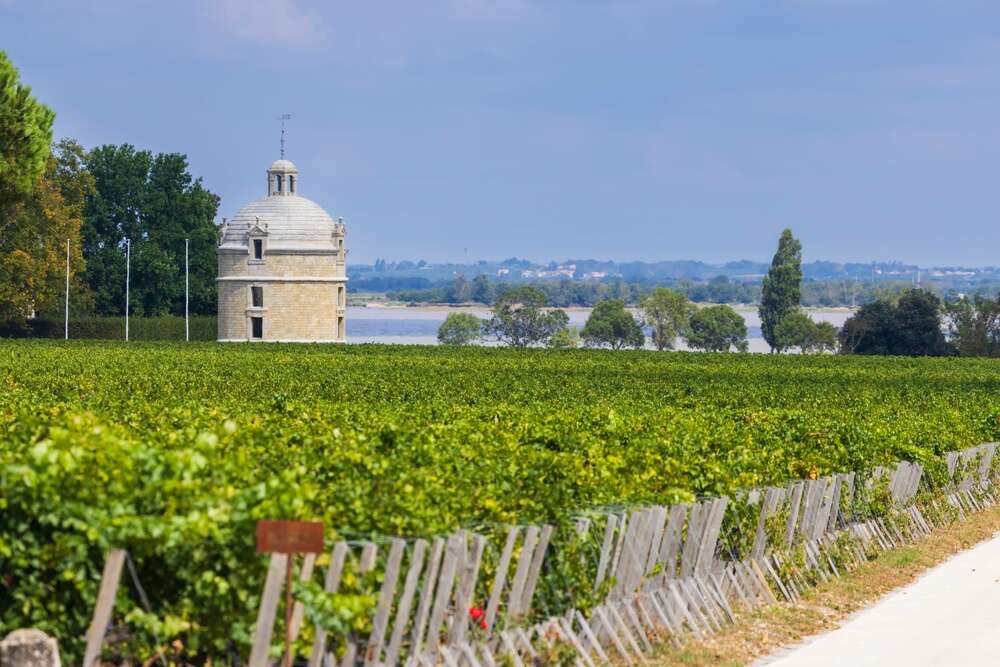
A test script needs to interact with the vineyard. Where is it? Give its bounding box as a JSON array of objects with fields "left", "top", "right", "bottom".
[{"left": 1, "top": 340, "right": 1000, "bottom": 662}]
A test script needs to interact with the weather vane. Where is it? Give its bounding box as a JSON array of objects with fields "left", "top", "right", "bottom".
[{"left": 279, "top": 113, "right": 291, "bottom": 159}]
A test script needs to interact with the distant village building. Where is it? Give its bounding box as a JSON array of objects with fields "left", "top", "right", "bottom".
[{"left": 217, "top": 158, "right": 347, "bottom": 342}]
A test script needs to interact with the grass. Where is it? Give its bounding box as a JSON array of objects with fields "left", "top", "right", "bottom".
[{"left": 649, "top": 504, "right": 1000, "bottom": 667}]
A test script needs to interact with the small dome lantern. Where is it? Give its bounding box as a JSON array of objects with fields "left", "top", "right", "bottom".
[{"left": 267, "top": 159, "right": 299, "bottom": 197}]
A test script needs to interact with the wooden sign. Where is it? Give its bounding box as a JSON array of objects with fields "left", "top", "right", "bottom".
[
  {"left": 251, "top": 520, "right": 325, "bottom": 667},
  {"left": 256, "top": 520, "right": 325, "bottom": 554}
]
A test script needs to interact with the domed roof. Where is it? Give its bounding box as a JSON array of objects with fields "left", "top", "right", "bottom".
[
  {"left": 219, "top": 195, "right": 338, "bottom": 250},
  {"left": 269, "top": 158, "right": 298, "bottom": 172},
  {"left": 218, "top": 158, "right": 340, "bottom": 252}
]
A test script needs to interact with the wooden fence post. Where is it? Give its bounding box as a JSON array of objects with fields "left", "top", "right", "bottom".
[{"left": 82, "top": 549, "right": 127, "bottom": 667}]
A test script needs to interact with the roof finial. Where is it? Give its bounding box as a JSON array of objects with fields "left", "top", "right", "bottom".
[{"left": 279, "top": 113, "right": 291, "bottom": 159}]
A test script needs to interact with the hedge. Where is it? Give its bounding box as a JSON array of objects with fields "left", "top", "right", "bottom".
[{"left": 0, "top": 316, "right": 217, "bottom": 341}]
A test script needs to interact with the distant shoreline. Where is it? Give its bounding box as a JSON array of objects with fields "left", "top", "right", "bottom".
[{"left": 354, "top": 301, "right": 856, "bottom": 315}]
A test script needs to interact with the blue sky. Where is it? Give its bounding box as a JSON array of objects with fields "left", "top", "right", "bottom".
[{"left": 4, "top": 1, "right": 1000, "bottom": 265}]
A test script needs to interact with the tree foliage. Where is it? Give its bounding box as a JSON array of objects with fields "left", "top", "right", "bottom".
[
  {"left": 82, "top": 145, "right": 219, "bottom": 316},
  {"left": 0, "top": 50, "right": 55, "bottom": 208},
  {"left": 444, "top": 273, "right": 470, "bottom": 303},
  {"left": 946, "top": 293, "right": 1000, "bottom": 357},
  {"left": 759, "top": 229, "right": 802, "bottom": 352},
  {"left": 684, "top": 304, "right": 749, "bottom": 352},
  {"left": 548, "top": 326, "right": 580, "bottom": 349},
  {"left": 470, "top": 274, "right": 493, "bottom": 305},
  {"left": 840, "top": 289, "right": 952, "bottom": 356},
  {"left": 436, "top": 312, "right": 482, "bottom": 345},
  {"left": 894, "top": 289, "right": 951, "bottom": 356},
  {"left": 581, "top": 299, "right": 644, "bottom": 350},
  {"left": 483, "top": 285, "right": 569, "bottom": 347},
  {"left": 773, "top": 309, "right": 838, "bottom": 353},
  {"left": 0, "top": 140, "right": 92, "bottom": 323},
  {"left": 640, "top": 287, "right": 694, "bottom": 351}
]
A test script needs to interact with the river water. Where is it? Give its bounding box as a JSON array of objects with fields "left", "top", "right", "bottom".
[{"left": 346, "top": 306, "right": 851, "bottom": 353}]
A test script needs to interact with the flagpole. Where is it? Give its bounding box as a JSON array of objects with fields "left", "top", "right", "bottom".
[
  {"left": 185, "top": 238, "right": 190, "bottom": 342},
  {"left": 64, "top": 238, "right": 70, "bottom": 340},
  {"left": 125, "top": 238, "right": 130, "bottom": 342}
]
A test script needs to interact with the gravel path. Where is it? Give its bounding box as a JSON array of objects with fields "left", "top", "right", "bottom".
[{"left": 757, "top": 532, "right": 1000, "bottom": 666}]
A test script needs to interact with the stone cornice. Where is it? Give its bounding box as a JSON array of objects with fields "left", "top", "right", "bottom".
[
  {"left": 217, "top": 276, "right": 348, "bottom": 283},
  {"left": 217, "top": 246, "right": 338, "bottom": 256}
]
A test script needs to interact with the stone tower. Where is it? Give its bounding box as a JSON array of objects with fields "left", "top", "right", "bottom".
[{"left": 216, "top": 158, "right": 347, "bottom": 342}]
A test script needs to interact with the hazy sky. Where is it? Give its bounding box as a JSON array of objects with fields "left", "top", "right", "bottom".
[{"left": 5, "top": 1, "right": 1000, "bottom": 265}]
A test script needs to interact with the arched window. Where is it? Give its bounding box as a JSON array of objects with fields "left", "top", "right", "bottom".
[
  {"left": 275, "top": 174, "right": 283, "bottom": 194},
  {"left": 289, "top": 175, "right": 295, "bottom": 193}
]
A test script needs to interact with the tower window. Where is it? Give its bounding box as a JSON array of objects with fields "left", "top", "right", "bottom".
[
  {"left": 253, "top": 239, "right": 263, "bottom": 259},
  {"left": 289, "top": 175, "right": 295, "bottom": 193},
  {"left": 276, "top": 174, "right": 283, "bottom": 194},
  {"left": 251, "top": 286, "right": 263, "bottom": 308},
  {"left": 251, "top": 316, "right": 263, "bottom": 339}
]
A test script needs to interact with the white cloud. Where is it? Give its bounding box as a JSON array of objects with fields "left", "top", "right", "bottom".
[{"left": 207, "top": 0, "right": 322, "bottom": 47}]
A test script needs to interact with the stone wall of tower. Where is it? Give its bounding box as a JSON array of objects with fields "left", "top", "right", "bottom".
[
  {"left": 217, "top": 248, "right": 347, "bottom": 343},
  {"left": 218, "top": 251, "right": 344, "bottom": 280}
]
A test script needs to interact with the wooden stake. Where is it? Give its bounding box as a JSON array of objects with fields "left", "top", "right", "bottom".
[
  {"left": 284, "top": 554, "right": 294, "bottom": 667},
  {"left": 83, "top": 549, "right": 126, "bottom": 667}
]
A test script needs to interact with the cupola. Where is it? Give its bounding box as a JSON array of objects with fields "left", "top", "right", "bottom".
[{"left": 267, "top": 159, "right": 299, "bottom": 197}]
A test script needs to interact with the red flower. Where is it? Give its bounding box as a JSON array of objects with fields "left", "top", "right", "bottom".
[
  {"left": 469, "top": 607, "right": 484, "bottom": 621},
  {"left": 480, "top": 619, "right": 488, "bottom": 630}
]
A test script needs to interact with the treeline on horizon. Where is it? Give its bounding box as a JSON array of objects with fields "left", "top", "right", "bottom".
[
  {"left": 360, "top": 255, "right": 1000, "bottom": 282},
  {"left": 433, "top": 230, "right": 1000, "bottom": 358},
  {"left": 357, "top": 258, "right": 1000, "bottom": 310},
  {"left": 377, "top": 274, "right": 942, "bottom": 308}
]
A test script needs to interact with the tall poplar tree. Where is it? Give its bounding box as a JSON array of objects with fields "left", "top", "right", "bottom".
[{"left": 759, "top": 228, "right": 802, "bottom": 352}]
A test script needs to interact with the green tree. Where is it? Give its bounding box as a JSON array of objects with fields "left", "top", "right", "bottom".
[
  {"left": 809, "top": 321, "right": 840, "bottom": 353},
  {"left": 759, "top": 229, "right": 802, "bottom": 352},
  {"left": 483, "top": 285, "right": 569, "bottom": 347},
  {"left": 548, "top": 326, "right": 580, "bottom": 349},
  {"left": 445, "top": 273, "right": 470, "bottom": 303},
  {"left": 0, "top": 51, "right": 55, "bottom": 208},
  {"left": 840, "top": 300, "right": 896, "bottom": 354},
  {"left": 581, "top": 299, "right": 644, "bottom": 350},
  {"left": 83, "top": 145, "right": 219, "bottom": 316},
  {"left": 0, "top": 140, "right": 92, "bottom": 323},
  {"left": 640, "top": 287, "right": 693, "bottom": 351},
  {"left": 436, "top": 312, "right": 482, "bottom": 345},
  {"left": 894, "top": 289, "right": 951, "bottom": 356},
  {"left": 470, "top": 274, "right": 493, "bottom": 304},
  {"left": 946, "top": 293, "right": 1000, "bottom": 357},
  {"left": 772, "top": 310, "right": 813, "bottom": 353},
  {"left": 773, "top": 310, "right": 838, "bottom": 353},
  {"left": 685, "top": 305, "right": 749, "bottom": 352},
  {"left": 840, "top": 289, "right": 951, "bottom": 356}
]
